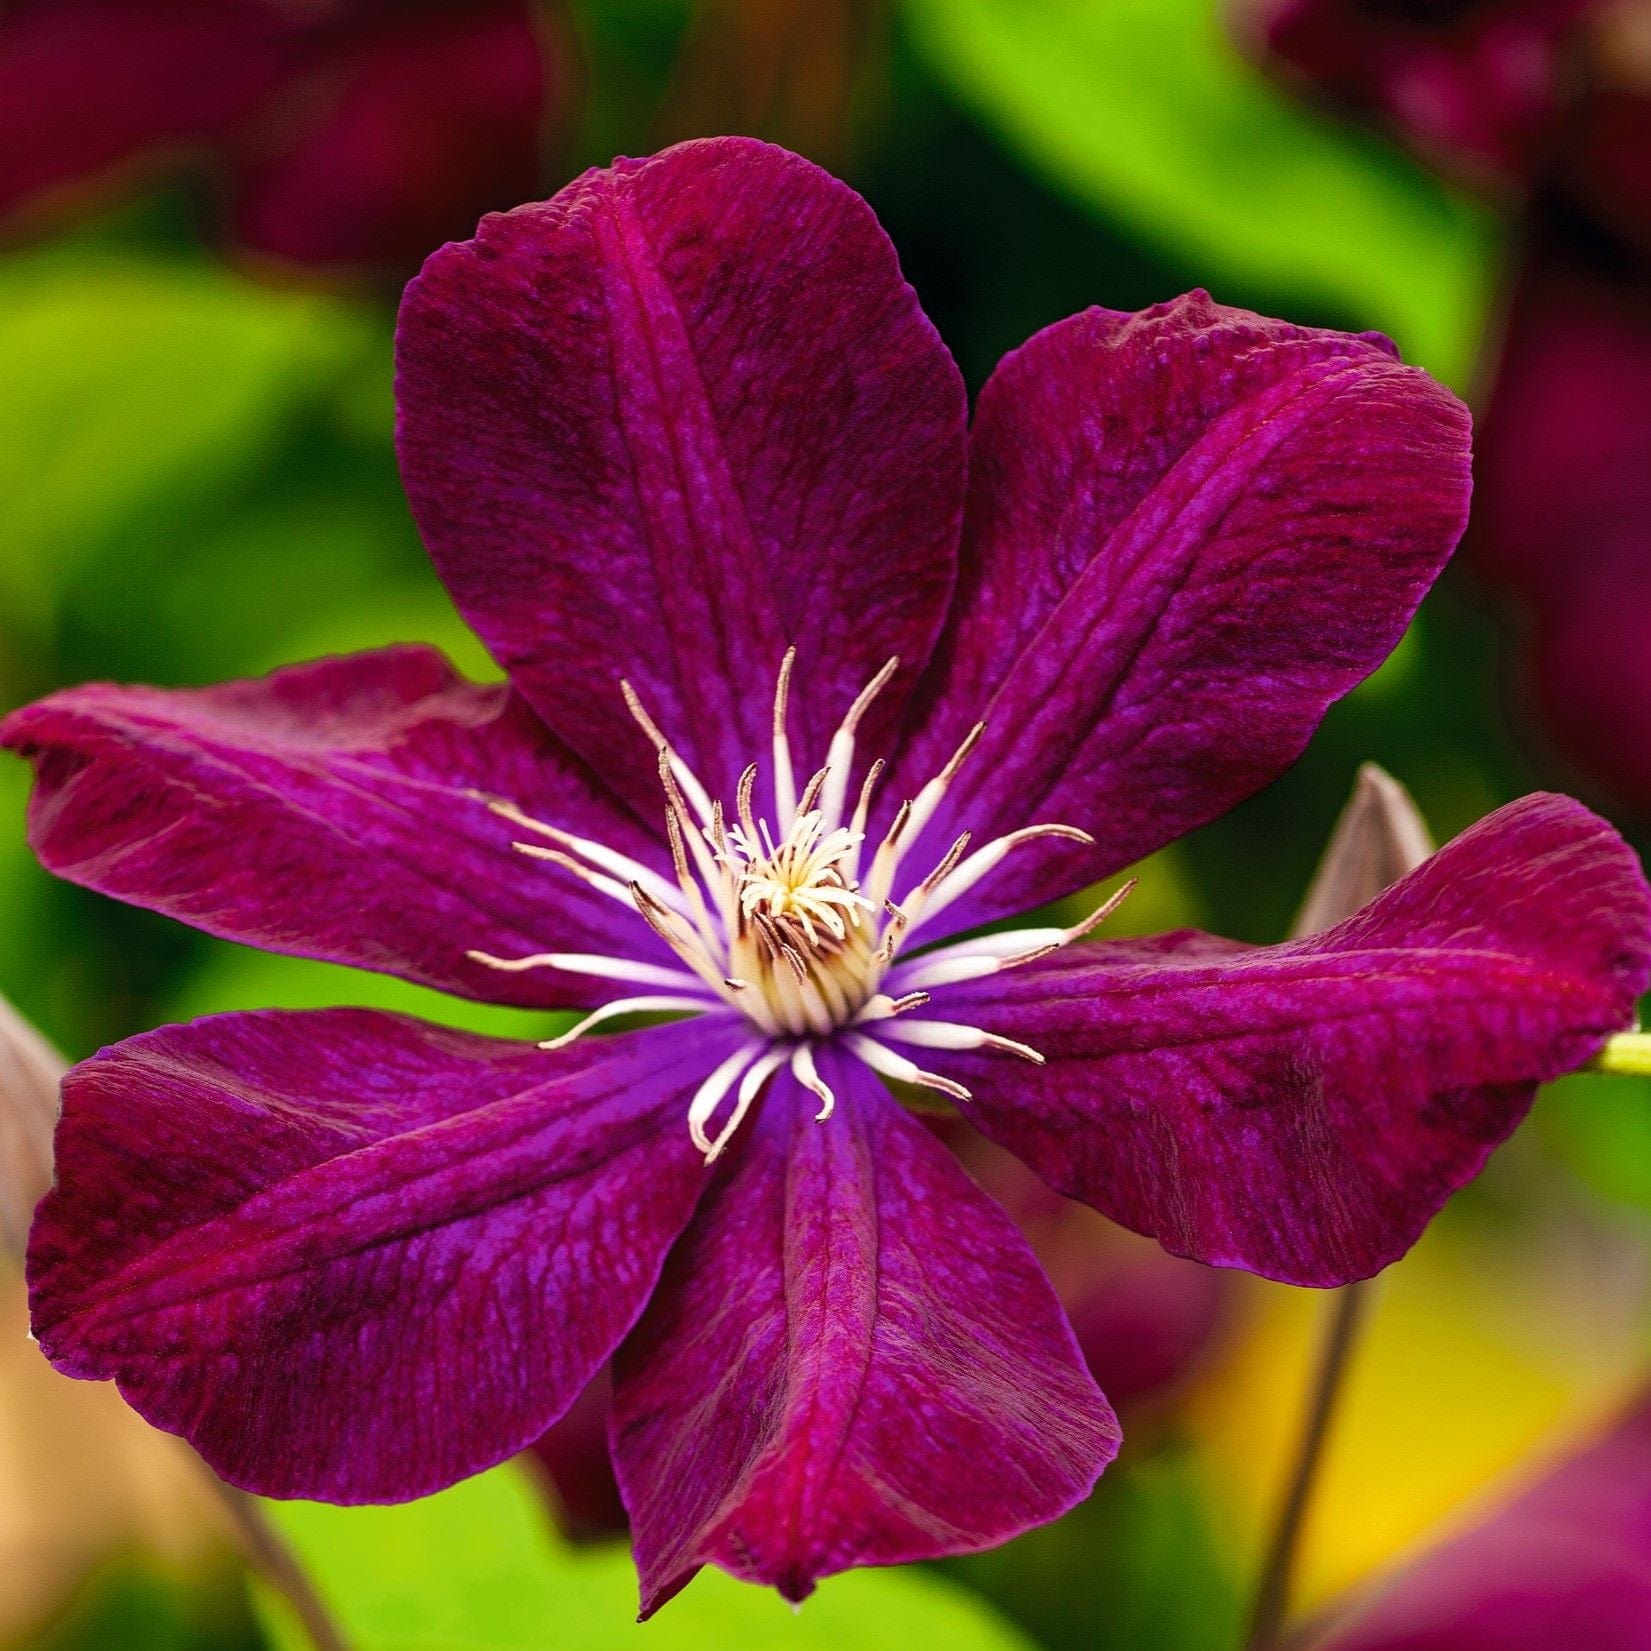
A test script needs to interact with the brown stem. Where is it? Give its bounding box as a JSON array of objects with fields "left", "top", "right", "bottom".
[
  {"left": 205, "top": 1472, "right": 351, "bottom": 1651},
  {"left": 1242, "top": 1281, "right": 1371, "bottom": 1651}
]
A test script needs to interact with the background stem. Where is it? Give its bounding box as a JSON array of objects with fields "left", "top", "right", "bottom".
[
  {"left": 1242, "top": 1281, "right": 1371, "bottom": 1651},
  {"left": 207, "top": 1473, "right": 351, "bottom": 1651}
]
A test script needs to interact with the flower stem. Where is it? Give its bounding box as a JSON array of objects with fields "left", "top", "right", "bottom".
[
  {"left": 1241, "top": 1281, "right": 1370, "bottom": 1651},
  {"left": 1590, "top": 1032, "right": 1651, "bottom": 1077},
  {"left": 206, "top": 1473, "right": 351, "bottom": 1651}
]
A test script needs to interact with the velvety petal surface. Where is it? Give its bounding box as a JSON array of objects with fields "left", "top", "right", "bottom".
[
  {"left": 0, "top": 0, "right": 284, "bottom": 231},
  {"left": 0, "top": 646, "right": 675, "bottom": 1008},
  {"left": 228, "top": 2, "right": 555, "bottom": 273},
  {"left": 913, "top": 794, "right": 1651, "bottom": 1285},
  {"left": 612, "top": 1049, "right": 1118, "bottom": 1613},
  {"left": 886, "top": 294, "right": 1472, "bottom": 931},
  {"left": 1311, "top": 1392, "right": 1651, "bottom": 1649},
  {"left": 28, "top": 1009, "right": 741, "bottom": 1501},
  {"left": 396, "top": 136, "right": 967, "bottom": 811}
]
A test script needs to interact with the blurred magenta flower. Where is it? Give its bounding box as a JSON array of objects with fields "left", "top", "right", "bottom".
[
  {"left": 1239, "top": 0, "right": 1649, "bottom": 213},
  {"left": 1241, "top": 0, "right": 1583, "bottom": 188},
  {"left": 1242, "top": 0, "right": 1651, "bottom": 815},
  {"left": 1473, "top": 207, "right": 1651, "bottom": 810},
  {"left": 0, "top": 0, "right": 573, "bottom": 275},
  {"left": 5, "top": 139, "right": 1648, "bottom": 1611},
  {"left": 1309, "top": 1389, "right": 1651, "bottom": 1648}
]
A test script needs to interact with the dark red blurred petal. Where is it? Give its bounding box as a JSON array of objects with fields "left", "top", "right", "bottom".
[
  {"left": 1243, "top": 0, "right": 1589, "bottom": 187},
  {"left": 0, "top": 0, "right": 284, "bottom": 230},
  {"left": 1473, "top": 210, "right": 1651, "bottom": 813},
  {"left": 946, "top": 1129, "right": 1229, "bottom": 1407},
  {"left": 228, "top": 1, "right": 555, "bottom": 273},
  {"left": 1311, "top": 1390, "right": 1651, "bottom": 1648},
  {"left": 526, "top": 1368, "right": 626, "bottom": 1541}
]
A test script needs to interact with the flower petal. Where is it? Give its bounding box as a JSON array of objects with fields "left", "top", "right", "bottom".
[
  {"left": 228, "top": 2, "right": 557, "bottom": 274},
  {"left": 395, "top": 136, "right": 967, "bottom": 810},
  {"left": 28, "top": 1008, "right": 742, "bottom": 1501},
  {"left": 1310, "top": 1391, "right": 1651, "bottom": 1649},
  {"left": 611, "top": 1048, "right": 1118, "bottom": 1614},
  {"left": 1472, "top": 215, "right": 1651, "bottom": 816},
  {"left": 887, "top": 294, "right": 1471, "bottom": 931},
  {"left": 913, "top": 794, "right": 1651, "bottom": 1286},
  {"left": 0, "top": 0, "right": 283, "bottom": 232},
  {"left": 0, "top": 646, "right": 675, "bottom": 1008}
]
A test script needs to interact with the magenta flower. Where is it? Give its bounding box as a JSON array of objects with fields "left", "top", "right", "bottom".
[
  {"left": 1309, "top": 1390, "right": 1651, "bottom": 1649},
  {"left": 6, "top": 139, "right": 1649, "bottom": 1611},
  {"left": 0, "top": 0, "right": 571, "bottom": 274}
]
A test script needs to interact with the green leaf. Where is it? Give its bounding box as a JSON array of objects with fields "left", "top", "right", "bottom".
[
  {"left": 254, "top": 1463, "right": 1038, "bottom": 1651},
  {"left": 900, "top": 0, "right": 1499, "bottom": 385},
  {"left": 0, "top": 253, "right": 370, "bottom": 637}
]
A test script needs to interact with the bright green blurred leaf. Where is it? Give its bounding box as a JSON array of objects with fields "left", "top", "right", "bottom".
[
  {"left": 1538, "top": 1068, "right": 1651, "bottom": 1215},
  {"left": 900, "top": 0, "right": 1499, "bottom": 384},
  {"left": 254, "top": 1463, "right": 1037, "bottom": 1651},
  {"left": 164, "top": 941, "right": 568, "bottom": 1041},
  {"left": 0, "top": 254, "right": 370, "bottom": 638}
]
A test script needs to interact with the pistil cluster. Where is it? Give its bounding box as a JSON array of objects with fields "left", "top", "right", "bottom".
[{"left": 469, "top": 652, "right": 1130, "bottom": 1161}]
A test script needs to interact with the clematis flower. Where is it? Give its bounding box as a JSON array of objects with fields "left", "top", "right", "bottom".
[
  {"left": 1236, "top": 0, "right": 1651, "bottom": 213},
  {"left": 1308, "top": 1389, "right": 1651, "bottom": 1649},
  {"left": 1473, "top": 204, "right": 1651, "bottom": 813},
  {"left": 0, "top": 0, "right": 573, "bottom": 275},
  {"left": 6, "top": 138, "right": 1650, "bottom": 1612}
]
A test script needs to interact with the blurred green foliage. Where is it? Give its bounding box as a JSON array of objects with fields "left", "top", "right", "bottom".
[
  {"left": 254, "top": 1464, "right": 1037, "bottom": 1651},
  {"left": 0, "top": 3, "right": 1646, "bottom": 1650},
  {"left": 899, "top": 0, "right": 1498, "bottom": 385}
]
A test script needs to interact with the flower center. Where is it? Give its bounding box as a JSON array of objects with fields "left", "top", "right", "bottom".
[{"left": 467, "top": 650, "right": 1130, "bottom": 1161}]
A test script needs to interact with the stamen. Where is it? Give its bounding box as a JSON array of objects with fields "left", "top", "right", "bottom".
[
  {"left": 847, "top": 1033, "right": 972, "bottom": 1102},
  {"left": 893, "top": 879, "right": 1136, "bottom": 989},
  {"left": 878, "top": 1019, "right": 1045, "bottom": 1064},
  {"left": 901, "top": 721, "right": 984, "bottom": 848},
  {"left": 791, "top": 1042, "right": 837, "bottom": 1122},
  {"left": 854, "top": 990, "right": 931, "bottom": 1022},
  {"left": 846, "top": 758, "right": 885, "bottom": 857},
  {"left": 687, "top": 1043, "right": 764, "bottom": 1157},
  {"left": 906, "top": 823, "right": 1095, "bottom": 940},
  {"left": 465, "top": 950, "right": 702, "bottom": 990},
  {"left": 772, "top": 647, "right": 798, "bottom": 828},
  {"left": 703, "top": 1046, "right": 789, "bottom": 1162},
  {"left": 818, "top": 655, "right": 899, "bottom": 828},
  {"left": 538, "top": 993, "right": 716, "bottom": 1051},
  {"left": 621, "top": 678, "right": 716, "bottom": 826},
  {"left": 479, "top": 796, "right": 680, "bottom": 909},
  {"left": 512, "top": 842, "right": 641, "bottom": 909}
]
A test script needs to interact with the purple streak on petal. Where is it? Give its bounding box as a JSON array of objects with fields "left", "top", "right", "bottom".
[
  {"left": 612, "top": 1049, "right": 1119, "bottom": 1614},
  {"left": 27, "top": 1009, "right": 740, "bottom": 1502},
  {"left": 915, "top": 794, "right": 1651, "bottom": 1286},
  {"left": 396, "top": 136, "right": 967, "bottom": 812},
  {"left": 0, "top": 0, "right": 284, "bottom": 232},
  {"left": 886, "top": 294, "right": 1472, "bottom": 932},
  {"left": 0, "top": 646, "right": 675, "bottom": 1007},
  {"left": 1310, "top": 1391, "right": 1651, "bottom": 1649},
  {"left": 228, "top": 2, "right": 554, "bottom": 274}
]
